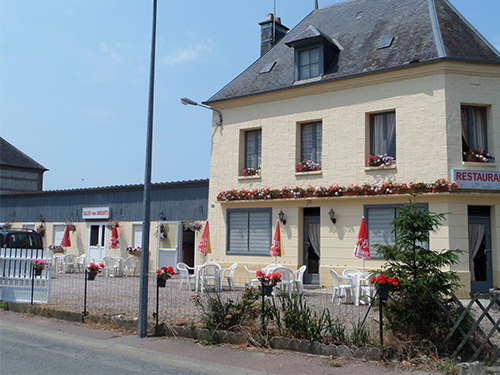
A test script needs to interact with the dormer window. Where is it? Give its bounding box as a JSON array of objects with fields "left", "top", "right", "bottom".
[
  {"left": 286, "top": 25, "right": 342, "bottom": 82},
  {"left": 299, "top": 47, "right": 320, "bottom": 80}
]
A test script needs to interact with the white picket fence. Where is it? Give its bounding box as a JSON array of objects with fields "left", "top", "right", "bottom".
[{"left": 0, "top": 248, "right": 52, "bottom": 303}]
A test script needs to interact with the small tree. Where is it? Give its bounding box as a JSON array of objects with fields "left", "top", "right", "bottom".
[{"left": 373, "top": 197, "right": 464, "bottom": 353}]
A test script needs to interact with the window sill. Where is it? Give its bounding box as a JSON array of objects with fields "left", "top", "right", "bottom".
[
  {"left": 295, "top": 170, "right": 322, "bottom": 177},
  {"left": 462, "top": 161, "right": 496, "bottom": 167},
  {"left": 364, "top": 164, "right": 397, "bottom": 172},
  {"left": 238, "top": 174, "right": 261, "bottom": 181}
]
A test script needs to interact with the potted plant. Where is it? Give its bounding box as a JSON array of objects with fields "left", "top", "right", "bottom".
[
  {"left": 48, "top": 244, "right": 65, "bottom": 254},
  {"left": 0, "top": 222, "right": 12, "bottom": 230},
  {"left": 32, "top": 259, "right": 47, "bottom": 277},
  {"left": 295, "top": 159, "right": 320, "bottom": 172},
  {"left": 156, "top": 266, "right": 175, "bottom": 288},
  {"left": 155, "top": 224, "right": 168, "bottom": 239},
  {"left": 183, "top": 221, "right": 203, "bottom": 232},
  {"left": 344, "top": 185, "right": 360, "bottom": 196},
  {"left": 256, "top": 270, "right": 282, "bottom": 295},
  {"left": 87, "top": 262, "right": 104, "bottom": 280},
  {"left": 409, "top": 181, "right": 431, "bottom": 193},
  {"left": 431, "top": 178, "right": 459, "bottom": 192},
  {"left": 463, "top": 149, "right": 495, "bottom": 163},
  {"left": 36, "top": 224, "right": 45, "bottom": 237},
  {"left": 240, "top": 166, "right": 261, "bottom": 176},
  {"left": 366, "top": 154, "right": 394, "bottom": 167},
  {"left": 126, "top": 246, "right": 142, "bottom": 256},
  {"left": 105, "top": 221, "right": 120, "bottom": 230},
  {"left": 371, "top": 273, "right": 399, "bottom": 300},
  {"left": 65, "top": 221, "right": 77, "bottom": 233}
]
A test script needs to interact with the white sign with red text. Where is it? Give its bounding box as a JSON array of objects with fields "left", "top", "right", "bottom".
[
  {"left": 82, "top": 207, "right": 110, "bottom": 219},
  {"left": 452, "top": 169, "right": 500, "bottom": 190}
]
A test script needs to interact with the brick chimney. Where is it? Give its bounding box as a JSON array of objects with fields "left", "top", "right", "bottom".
[{"left": 259, "top": 13, "right": 289, "bottom": 56}]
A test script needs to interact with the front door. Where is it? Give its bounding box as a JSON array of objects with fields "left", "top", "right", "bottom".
[
  {"left": 157, "top": 221, "right": 181, "bottom": 269},
  {"left": 88, "top": 223, "right": 107, "bottom": 263},
  {"left": 303, "top": 208, "right": 320, "bottom": 284},
  {"left": 469, "top": 213, "right": 492, "bottom": 294}
]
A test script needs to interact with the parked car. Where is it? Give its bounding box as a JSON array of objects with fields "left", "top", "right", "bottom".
[{"left": 0, "top": 230, "right": 43, "bottom": 249}]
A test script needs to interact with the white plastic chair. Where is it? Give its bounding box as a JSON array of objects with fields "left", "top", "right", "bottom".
[
  {"left": 220, "top": 263, "right": 238, "bottom": 291},
  {"left": 123, "top": 256, "right": 138, "bottom": 277},
  {"left": 199, "top": 263, "right": 221, "bottom": 292},
  {"left": 75, "top": 254, "right": 86, "bottom": 272},
  {"left": 53, "top": 253, "right": 65, "bottom": 273},
  {"left": 177, "top": 262, "right": 195, "bottom": 291},
  {"left": 343, "top": 268, "right": 362, "bottom": 305},
  {"left": 103, "top": 255, "right": 119, "bottom": 277},
  {"left": 293, "top": 265, "right": 307, "bottom": 294},
  {"left": 331, "top": 270, "right": 353, "bottom": 305},
  {"left": 263, "top": 264, "right": 282, "bottom": 273},
  {"left": 273, "top": 267, "right": 294, "bottom": 297},
  {"left": 62, "top": 254, "right": 76, "bottom": 273},
  {"left": 359, "top": 273, "right": 377, "bottom": 304},
  {"left": 244, "top": 265, "right": 259, "bottom": 287}
]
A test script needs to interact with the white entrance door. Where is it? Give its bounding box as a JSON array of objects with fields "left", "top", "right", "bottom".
[
  {"left": 88, "top": 223, "right": 107, "bottom": 263},
  {"left": 157, "top": 221, "right": 181, "bottom": 270}
]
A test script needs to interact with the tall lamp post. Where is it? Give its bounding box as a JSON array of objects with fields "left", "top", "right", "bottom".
[{"left": 138, "top": 0, "right": 158, "bottom": 338}]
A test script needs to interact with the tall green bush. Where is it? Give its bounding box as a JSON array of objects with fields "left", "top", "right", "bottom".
[{"left": 373, "top": 197, "right": 464, "bottom": 352}]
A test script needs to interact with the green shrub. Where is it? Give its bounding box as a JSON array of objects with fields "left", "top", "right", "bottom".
[{"left": 373, "top": 197, "right": 465, "bottom": 354}]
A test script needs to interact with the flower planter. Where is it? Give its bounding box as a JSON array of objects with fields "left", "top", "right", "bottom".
[
  {"left": 262, "top": 284, "right": 274, "bottom": 296},
  {"left": 415, "top": 187, "right": 432, "bottom": 193},
  {"left": 302, "top": 192, "right": 315, "bottom": 198},
  {"left": 343, "top": 191, "right": 359, "bottom": 196},
  {"left": 88, "top": 272, "right": 97, "bottom": 281},
  {"left": 433, "top": 187, "right": 449, "bottom": 193},
  {"left": 129, "top": 250, "right": 142, "bottom": 257},
  {"left": 157, "top": 278, "right": 166, "bottom": 288},
  {"left": 464, "top": 156, "right": 479, "bottom": 162},
  {"left": 378, "top": 287, "right": 388, "bottom": 301},
  {"left": 34, "top": 268, "right": 43, "bottom": 277}
]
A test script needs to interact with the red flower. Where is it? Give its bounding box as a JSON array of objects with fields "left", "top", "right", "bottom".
[
  {"left": 256, "top": 270, "right": 265, "bottom": 278},
  {"left": 99, "top": 263, "right": 105, "bottom": 268}
]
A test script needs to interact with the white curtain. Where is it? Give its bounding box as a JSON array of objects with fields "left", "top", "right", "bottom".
[
  {"left": 386, "top": 112, "right": 396, "bottom": 154},
  {"left": 308, "top": 223, "right": 320, "bottom": 257},
  {"left": 461, "top": 107, "right": 470, "bottom": 149},
  {"left": 373, "top": 115, "right": 384, "bottom": 155},
  {"left": 472, "top": 109, "right": 485, "bottom": 150},
  {"left": 468, "top": 223, "right": 485, "bottom": 281}
]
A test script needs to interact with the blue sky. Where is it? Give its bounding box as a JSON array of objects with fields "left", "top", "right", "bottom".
[{"left": 1, "top": 0, "right": 499, "bottom": 191}]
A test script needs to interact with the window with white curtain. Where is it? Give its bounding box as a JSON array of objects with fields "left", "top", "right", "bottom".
[
  {"left": 461, "top": 106, "right": 487, "bottom": 154},
  {"left": 244, "top": 129, "right": 262, "bottom": 170},
  {"left": 133, "top": 224, "right": 142, "bottom": 247},
  {"left": 370, "top": 111, "right": 396, "bottom": 158},
  {"left": 227, "top": 208, "right": 271, "bottom": 254},
  {"left": 301, "top": 121, "right": 322, "bottom": 167}
]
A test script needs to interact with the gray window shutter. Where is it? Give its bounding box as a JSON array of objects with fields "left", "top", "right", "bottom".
[
  {"left": 228, "top": 209, "right": 270, "bottom": 254},
  {"left": 367, "top": 207, "right": 396, "bottom": 258},
  {"left": 228, "top": 211, "right": 249, "bottom": 253},
  {"left": 248, "top": 211, "right": 270, "bottom": 252}
]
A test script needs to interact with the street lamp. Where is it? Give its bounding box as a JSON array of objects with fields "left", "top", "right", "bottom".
[{"left": 181, "top": 97, "right": 222, "bottom": 126}]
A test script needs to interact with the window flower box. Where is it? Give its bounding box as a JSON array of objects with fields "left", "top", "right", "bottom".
[
  {"left": 295, "top": 159, "right": 320, "bottom": 172},
  {"left": 463, "top": 149, "right": 494, "bottom": 163},
  {"left": 366, "top": 154, "right": 394, "bottom": 167},
  {"left": 240, "top": 166, "right": 261, "bottom": 176}
]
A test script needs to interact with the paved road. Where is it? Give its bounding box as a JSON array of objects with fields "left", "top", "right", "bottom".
[{"left": 0, "top": 311, "right": 435, "bottom": 375}]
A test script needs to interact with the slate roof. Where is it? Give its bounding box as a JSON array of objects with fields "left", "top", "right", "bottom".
[
  {"left": 0, "top": 137, "right": 48, "bottom": 171},
  {"left": 207, "top": 0, "right": 500, "bottom": 103}
]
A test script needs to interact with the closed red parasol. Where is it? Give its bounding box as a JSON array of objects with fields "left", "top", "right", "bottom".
[{"left": 60, "top": 225, "right": 71, "bottom": 247}]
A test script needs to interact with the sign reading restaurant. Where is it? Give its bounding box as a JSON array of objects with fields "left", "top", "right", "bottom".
[
  {"left": 82, "top": 207, "right": 110, "bottom": 219},
  {"left": 452, "top": 169, "right": 500, "bottom": 190}
]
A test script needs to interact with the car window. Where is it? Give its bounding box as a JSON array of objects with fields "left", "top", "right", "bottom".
[{"left": 6, "top": 233, "right": 43, "bottom": 249}]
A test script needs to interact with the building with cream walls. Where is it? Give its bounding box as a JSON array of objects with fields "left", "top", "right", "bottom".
[{"left": 204, "top": 0, "right": 500, "bottom": 295}]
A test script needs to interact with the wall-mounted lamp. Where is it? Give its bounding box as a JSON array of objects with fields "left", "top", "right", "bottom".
[
  {"left": 39, "top": 215, "right": 45, "bottom": 223},
  {"left": 329, "top": 208, "right": 336, "bottom": 224},
  {"left": 181, "top": 97, "right": 223, "bottom": 126},
  {"left": 159, "top": 211, "right": 166, "bottom": 221},
  {"left": 278, "top": 210, "right": 286, "bottom": 225}
]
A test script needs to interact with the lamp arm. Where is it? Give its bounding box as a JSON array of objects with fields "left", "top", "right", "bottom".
[{"left": 198, "top": 103, "right": 222, "bottom": 126}]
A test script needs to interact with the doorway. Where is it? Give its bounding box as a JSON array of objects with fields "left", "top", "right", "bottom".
[
  {"left": 181, "top": 229, "right": 195, "bottom": 268},
  {"left": 157, "top": 221, "right": 181, "bottom": 268},
  {"left": 303, "top": 207, "right": 320, "bottom": 284},
  {"left": 468, "top": 206, "right": 492, "bottom": 294},
  {"left": 88, "top": 223, "right": 107, "bottom": 263}
]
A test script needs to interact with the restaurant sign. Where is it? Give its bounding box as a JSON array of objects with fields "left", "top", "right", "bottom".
[
  {"left": 452, "top": 169, "right": 500, "bottom": 190},
  {"left": 82, "top": 207, "right": 110, "bottom": 219}
]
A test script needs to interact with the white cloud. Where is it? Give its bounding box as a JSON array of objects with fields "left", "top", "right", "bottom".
[
  {"left": 100, "top": 42, "right": 123, "bottom": 63},
  {"left": 160, "top": 44, "right": 212, "bottom": 66}
]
